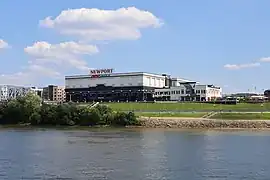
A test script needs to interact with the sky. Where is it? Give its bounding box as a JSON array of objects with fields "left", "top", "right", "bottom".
[{"left": 0, "top": 0, "right": 270, "bottom": 93}]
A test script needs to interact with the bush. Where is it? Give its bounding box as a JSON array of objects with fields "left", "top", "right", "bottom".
[
  {"left": 79, "top": 107, "right": 102, "bottom": 126},
  {"left": 0, "top": 94, "right": 139, "bottom": 127},
  {"left": 29, "top": 112, "right": 41, "bottom": 125},
  {"left": 112, "top": 111, "right": 140, "bottom": 126}
]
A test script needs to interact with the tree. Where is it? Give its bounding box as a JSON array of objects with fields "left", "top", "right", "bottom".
[
  {"left": 0, "top": 95, "right": 139, "bottom": 126},
  {"left": 79, "top": 106, "right": 102, "bottom": 126},
  {"left": 40, "top": 104, "right": 58, "bottom": 125}
]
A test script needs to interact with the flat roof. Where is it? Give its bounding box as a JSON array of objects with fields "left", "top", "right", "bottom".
[{"left": 65, "top": 72, "right": 167, "bottom": 79}]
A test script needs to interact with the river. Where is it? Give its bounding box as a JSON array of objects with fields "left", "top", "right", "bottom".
[{"left": 0, "top": 128, "right": 270, "bottom": 179}]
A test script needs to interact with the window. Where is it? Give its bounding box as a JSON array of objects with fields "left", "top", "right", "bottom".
[{"left": 181, "top": 90, "right": 184, "bottom": 94}]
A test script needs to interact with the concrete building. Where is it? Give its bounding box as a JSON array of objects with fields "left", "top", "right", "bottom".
[
  {"left": 0, "top": 85, "right": 32, "bottom": 101},
  {"left": 65, "top": 68, "right": 171, "bottom": 102},
  {"left": 43, "top": 85, "right": 66, "bottom": 102},
  {"left": 154, "top": 84, "right": 222, "bottom": 101},
  {"left": 65, "top": 68, "right": 222, "bottom": 102}
]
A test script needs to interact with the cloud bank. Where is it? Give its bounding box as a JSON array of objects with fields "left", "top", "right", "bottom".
[
  {"left": 0, "top": 7, "right": 162, "bottom": 85},
  {"left": 39, "top": 7, "right": 163, "bottom": 41}
]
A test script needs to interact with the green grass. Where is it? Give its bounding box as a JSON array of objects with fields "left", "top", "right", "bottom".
[
  {"left": 210, "top": 112, "right": 270, "bottom": 120},
  {"left": 102, "top": 102, "right": 270, "bottom": 112},
  {"left": 136, "top": 112, "right": 206, "bottom": 118}
]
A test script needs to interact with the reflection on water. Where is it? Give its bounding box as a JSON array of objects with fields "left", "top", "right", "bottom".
[{"left": 0, "top": 129, "right": 270, "bottom": 179}]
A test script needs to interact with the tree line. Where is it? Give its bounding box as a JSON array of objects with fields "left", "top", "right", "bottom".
[{"left": 0, "top": 93, "right": 140, "bottom": 126}]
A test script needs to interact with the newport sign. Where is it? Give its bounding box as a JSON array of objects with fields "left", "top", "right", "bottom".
[{"left": 90, "top": 68, "right": 113, "bottom": 75}]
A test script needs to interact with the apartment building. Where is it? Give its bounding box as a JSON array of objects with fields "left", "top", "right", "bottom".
[{"left": 43, "top": 85, "right": 66, "bottom": 102}]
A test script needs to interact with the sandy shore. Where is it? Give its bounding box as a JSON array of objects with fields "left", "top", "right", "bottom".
[{"left": 139, "top": 117, "right": 270, "bottom": 129}]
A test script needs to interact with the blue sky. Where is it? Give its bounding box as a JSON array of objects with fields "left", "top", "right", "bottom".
[{"left": 0, "top": 0, "right": 270, "bottom": 93}]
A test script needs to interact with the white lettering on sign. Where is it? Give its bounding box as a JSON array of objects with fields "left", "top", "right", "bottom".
[{"left": 90, "top": 68, "right": 113, "bottom": 75}]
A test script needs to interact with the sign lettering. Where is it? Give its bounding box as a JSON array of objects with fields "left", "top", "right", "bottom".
[{"left": 90, "top": 68, "right": 113, "bottom": 75}]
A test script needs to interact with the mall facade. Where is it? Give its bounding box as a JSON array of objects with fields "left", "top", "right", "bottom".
[{"left": 65, "top": 68, "right": 222, "bottom": 102}]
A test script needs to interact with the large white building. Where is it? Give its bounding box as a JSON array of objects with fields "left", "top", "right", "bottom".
[
  {"left": 65, "top": 68, "right": 222, "bottom": 102},
  {"left": 65, "top": 69, "right": 171, "bottom": 102}
]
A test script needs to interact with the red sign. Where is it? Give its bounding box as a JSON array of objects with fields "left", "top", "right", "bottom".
[
  {"left": 90, "top": 68, "right": 113, "bottom": 75},
  {"left": 90, "top": 74, "right": 111, "bottom": 78}
]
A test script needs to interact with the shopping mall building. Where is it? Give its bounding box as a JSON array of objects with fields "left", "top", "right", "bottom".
[{"left": 65, "top": 68, "right": 222, "bottom": 102}]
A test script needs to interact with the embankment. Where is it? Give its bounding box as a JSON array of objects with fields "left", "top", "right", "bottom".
[{"left": 139, "top": 117, "right": 270, "bottom": 129}]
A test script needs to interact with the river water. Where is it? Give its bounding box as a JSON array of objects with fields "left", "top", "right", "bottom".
[{"left": 0, "top": 128, "right": 270, "bottom": 180}]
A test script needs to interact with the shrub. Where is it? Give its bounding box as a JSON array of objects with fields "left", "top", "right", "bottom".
[
  {"left": 29, "top": 112, "right": 41, "bottom": 125},
  {"left": 0, "top": 94, "right": 138, "bottom": 127},
  {"left": 112, "top": 111, "right": 139, "bottom": 126},
  {"left": 79, "top": 107, "right": 102, "bottom": 126}
]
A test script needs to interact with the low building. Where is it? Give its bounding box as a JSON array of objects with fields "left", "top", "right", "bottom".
[
  {"left": 43, "top": 85, "right": 66, "bottom": 102},
  {"left": 154, "top": 84, "right": 222, "bottom": 101},
  {"left": 0, "top": 85, "right": 32, "bottom": 101}
]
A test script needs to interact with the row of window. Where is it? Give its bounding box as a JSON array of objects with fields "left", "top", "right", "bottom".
[
  {"left": 67, "top": 83, "right": 146, "bottom": 88},
  {"left": 155, "top": 89, "right": 206, "bottom": 95}
]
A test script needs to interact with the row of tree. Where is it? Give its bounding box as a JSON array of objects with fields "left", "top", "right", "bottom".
[{"left": 0, "top": 93, "right": 140, "bottom": 126}]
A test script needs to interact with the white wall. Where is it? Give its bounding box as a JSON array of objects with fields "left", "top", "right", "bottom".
[
  {"left": 66, "top": 73, "right": 166, "bottom": 89},
  {"left": 66, "top": 75, "right": 142, "bottom": 88},
  {"left": 154, "top": 85, "right": 222, "bottom": 101},
  {"left": 142, "top": 75, "right": 165, "bottom": 88}
]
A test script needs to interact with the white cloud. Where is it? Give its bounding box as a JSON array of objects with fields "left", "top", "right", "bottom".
[
  {"left": 0, "top": 41, "right": 97, "bottom": 86},
  {"left": 0, "top": 39, "right": 9, "bottom": 49},
  {"left": 24, "top": 41, "right": 99, "bottom": 71},
  {"left": 259, "top": 57, "right": 270, "bottom": 62},
  {"left": 39, "top": 7, "right": 163, "bottom": 41},
  {"left": 0, "top": 65, "right": 61, "bottom": 86},
  {"left": 224, "top": 63, "right": 260, "bottom": 70},
  {"left": 0, "top": 7, "right": 163, "bottom": 86}
]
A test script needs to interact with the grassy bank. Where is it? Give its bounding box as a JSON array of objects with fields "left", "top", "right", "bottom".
[
  {"left": 102, "top": 102, "right": 270, "bottom": 112},
  {"left": 210, "top": 113, "right": 270, "bottom": 120},
  {"left": 136, "top": 112, "right": 206, "bottom": 118}
]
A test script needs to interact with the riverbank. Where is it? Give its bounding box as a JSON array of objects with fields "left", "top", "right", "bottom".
[
  {"left": 1, "top": 118, "right": 270, "bottom": 129},
  {"left": 139, "top": 117, "right": 270, "bottom": 129}
]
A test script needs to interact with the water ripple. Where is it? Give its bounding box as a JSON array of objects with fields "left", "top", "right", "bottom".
[{"left": 0, "top": 129, "right": 270, "bottom": 179}]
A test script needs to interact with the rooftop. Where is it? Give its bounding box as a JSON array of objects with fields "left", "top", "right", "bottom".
[{"left": 65, "top": 71, "right": 169, "bottom": 79}]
